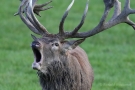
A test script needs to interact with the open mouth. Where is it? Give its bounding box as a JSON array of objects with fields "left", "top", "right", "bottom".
[
  {"left": 31, "top": 41, "right": 42, "bottom": 70},
  {"left": 32, "top": 47, "right": 41, "bottom": 62}
]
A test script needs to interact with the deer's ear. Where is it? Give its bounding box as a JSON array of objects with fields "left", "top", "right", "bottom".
[
  {"left": 31, "top": 34, "right": 37, "bottom": 40},
  {"left": 62, "top": 39, "right": 85, "bottom": 50}
]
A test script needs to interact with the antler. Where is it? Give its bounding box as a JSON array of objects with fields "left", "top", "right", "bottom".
[
  {"left": 57, "top": 0, "right": 135, "bottom": 39},
  {"left": 14, "top": 0, "right": 53, "bottom": 36},
  {"left": 15, "top": 0, "right": 135, "bottom": 40}
]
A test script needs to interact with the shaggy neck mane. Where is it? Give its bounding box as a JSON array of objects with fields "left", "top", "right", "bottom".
[{"left": 37, "top": 60, "right": 74, "bottom": 90}]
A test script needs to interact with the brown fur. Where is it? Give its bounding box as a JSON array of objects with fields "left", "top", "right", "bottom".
[{"left": 68, "top": 47, "right": 94, "bottom": 89}]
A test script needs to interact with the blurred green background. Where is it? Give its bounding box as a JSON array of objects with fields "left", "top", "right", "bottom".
[{"left": 0, "top": 0, "right": 135, "bottom": 90}]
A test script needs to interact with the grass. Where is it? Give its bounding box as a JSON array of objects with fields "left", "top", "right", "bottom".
[{"left": 0, "top": 0, "right": 135, "bottom": 90}]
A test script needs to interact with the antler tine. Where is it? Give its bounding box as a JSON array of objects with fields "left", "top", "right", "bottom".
[
  {"left": 124, "top": 0, "right": 135, "bottom": 30},
  {"left": 59, "top": 0, "right": 75, "bottom": 36},
  {"left": 26, "top": 0, "right": 51, "bottom": 35},
  {"left": 34, "top": 0, "right": 53, "bottom": 17},
  {"left": 110, "top": 0, "right": 121, "bottom": 21},
  {"left": 109, "top": 0, "right": 135, "bottom": 30},
  {"left": 69, "top": 0, "right": 89, "bottom": 36},
  {"left": 126, "top": 18, "right": 135, "bottom": 29},
  {"left": 25, "top": 2, "right": 42, "bottom": 33},
  {"left": 18, "top": 0, "right": 41, "bottom": 35},
  {"left": 15, "top": 0, "right": 52, "bottom": 36},
  {"left": 62, "top": 0, "right": 135, "bottom": 38},
  {"left": 124, "top": 0, "right": 130, "bottom": 9},
  {"left": 28, "top": 0, "right": 50, "bottom": 35}
]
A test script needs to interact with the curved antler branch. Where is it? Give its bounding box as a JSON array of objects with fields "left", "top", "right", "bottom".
[
  {"left": 34, "top": 0, "right": 53, "bottom": 16},
  {"left": 126, "top": 17, "right": 135, "bottom": 29},
  {"left": 59, "top": 0, "right": 75, "bottom": 36},
  {"left": 124, "top": 0, "right": 130, "bottom": 10},
  {"left": 18, "top": 0, "right": 40, "bottom": 34},
  {"left": 70, "top": 0, "right": 89, "bottom": 35},
  {"left": 110, "top": 0, "right": 121, "bottom": 21},
  {"left": 15, "top": 0, "right": 53, "bottom": 36}
]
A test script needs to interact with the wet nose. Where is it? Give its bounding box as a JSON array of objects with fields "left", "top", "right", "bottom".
[{"left": 31, "top": 41, "right": 40, "bottom": 48}]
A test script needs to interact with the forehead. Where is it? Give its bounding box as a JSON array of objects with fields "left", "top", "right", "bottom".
[{"left": 39, "top": 37, "right": 59, "bottom": 44}]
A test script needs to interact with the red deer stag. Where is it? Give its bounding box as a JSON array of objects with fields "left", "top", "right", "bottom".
[{"left": 15, "top": 0, "right": 135, "bottom": 90}]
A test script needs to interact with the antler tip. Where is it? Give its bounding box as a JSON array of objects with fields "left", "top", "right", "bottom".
[{"left": 14, "top": 12, "right": 19, "bottom": 16}]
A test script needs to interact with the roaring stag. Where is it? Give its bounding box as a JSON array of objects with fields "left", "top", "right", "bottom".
[{"left": 15, "top": 0, "right": 135, "bottom": 90}]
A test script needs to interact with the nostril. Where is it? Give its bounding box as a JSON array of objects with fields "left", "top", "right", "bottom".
[
  {"left": 55, "top": 43, "right": 59, "bottom": 46},
  {"left": 51, "top": 43, "right": 54, "bottom": 46},
  {"left": 36, "top": 43, "right": 40, "bottom": 47}
]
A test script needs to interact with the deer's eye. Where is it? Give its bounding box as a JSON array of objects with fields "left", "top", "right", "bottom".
[{"left": 55, "top": 43, "right": 59, "bottom": 46}]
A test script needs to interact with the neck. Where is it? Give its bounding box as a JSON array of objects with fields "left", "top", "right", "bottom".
[{"left": 37, "top": 59, "right": 73, "bottom": 90}]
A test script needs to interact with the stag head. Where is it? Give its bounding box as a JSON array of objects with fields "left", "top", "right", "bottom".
[{"left": 31, "top": 35, "right": 84, "bottom": 72}]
